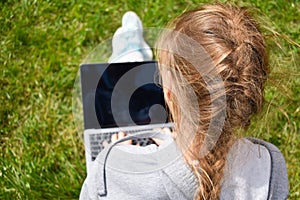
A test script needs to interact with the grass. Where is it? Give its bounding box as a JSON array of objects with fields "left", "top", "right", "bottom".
[{"left": 0, "top": 0, "right": 299, "bottom": 199}]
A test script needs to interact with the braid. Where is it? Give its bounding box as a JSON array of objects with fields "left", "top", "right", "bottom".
[{"left": 157, "top": 3, "right": 268, "bottom": 199}]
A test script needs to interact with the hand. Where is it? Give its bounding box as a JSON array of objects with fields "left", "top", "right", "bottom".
[
  {"left": 111, "top": 132, "right": 132, "bottom": 144},
  {"left": 111, "top": 128, "right": 175, "bottom": 146},
  {"left": 152, "top": 127, "right": 174, "bottom": 146}
]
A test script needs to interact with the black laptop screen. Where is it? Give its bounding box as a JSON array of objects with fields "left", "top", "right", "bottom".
[{"left": 80, "top": 61, "right": 168, "bottom": 129}]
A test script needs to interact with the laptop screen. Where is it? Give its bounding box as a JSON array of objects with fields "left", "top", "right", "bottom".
[{"left": 80, "top": 61, "right": 168, "bottom": 130}]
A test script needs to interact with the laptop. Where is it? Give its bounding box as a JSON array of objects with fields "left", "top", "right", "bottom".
[{"left": 80, "top": 61, "right": 174, "bottom": 173}]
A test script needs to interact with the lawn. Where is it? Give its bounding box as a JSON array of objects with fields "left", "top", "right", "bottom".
[{"left": 1, "top": 0, "right": 299, "bottom": 199}]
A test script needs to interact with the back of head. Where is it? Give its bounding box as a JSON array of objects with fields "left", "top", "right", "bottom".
[{"left": 156, "top": 3, "right": 268, "bottom": 199}]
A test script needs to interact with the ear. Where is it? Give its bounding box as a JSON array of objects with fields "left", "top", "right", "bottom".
[
  {"left": 164, "top": 87, "right": 171, "bottom": 103},
  {"left": 163, "top": 70, "right": 173, "bottom": 105}
]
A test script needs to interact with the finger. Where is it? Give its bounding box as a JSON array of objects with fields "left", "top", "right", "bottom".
[
  {"left": 162, "top": 127, "right": 172, "bottom": 135},
  {"left": 111, "top": 133, "right": 118, "bottom": 142},
  {"left": 152, "top": 127, "right": 175, "bottom": 146},
  {"left": 162, "top": 127, "right": 176, "bottom": 138},
  {"left": 119, "top": 131, "right": 126, "bottom": 138},
  {"left": 151, "top": 128, "right": 166, "bottom": 146},
  {"left": 118, "top": 132, "right": 132, "bottom": 145},
  {"left": 152, "top": 138, "right": 163, "bottom": 146}
]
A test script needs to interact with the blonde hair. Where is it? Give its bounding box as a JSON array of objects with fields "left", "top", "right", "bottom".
[{"left": 156, "top": 3, "right": 268, "bottom": 199}]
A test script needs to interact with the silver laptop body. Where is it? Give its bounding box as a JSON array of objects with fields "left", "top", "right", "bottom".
[{"left": 80, "top": 61, "right": 173, "bottom": 174}]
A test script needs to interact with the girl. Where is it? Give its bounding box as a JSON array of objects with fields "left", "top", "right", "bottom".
[{"left": 80, "top": 3, "right": 288, "bottom": 200}]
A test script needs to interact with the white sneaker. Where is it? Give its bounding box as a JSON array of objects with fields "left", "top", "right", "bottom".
[{"left": 108, "top": 11, "right": 153, "bottom": 63}]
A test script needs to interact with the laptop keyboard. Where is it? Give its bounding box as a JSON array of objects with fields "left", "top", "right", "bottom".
[{"left": 89, "top": 129, "right": 155, "bottom": 161}]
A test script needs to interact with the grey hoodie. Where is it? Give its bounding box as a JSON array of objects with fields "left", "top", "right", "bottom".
[
  {"left": 79, "top": 131, "right": 288, "bottom": 200},
  {"left": 80, "top": 131, "right": 198, "bottom": 199}
]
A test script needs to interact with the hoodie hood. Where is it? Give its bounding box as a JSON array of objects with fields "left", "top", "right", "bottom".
[{"left": 80, "top": 131, "right": 198, "bottom": 200}]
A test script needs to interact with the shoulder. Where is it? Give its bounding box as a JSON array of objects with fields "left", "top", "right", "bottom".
[{"left": 221, "top": 138, "right": 288, "bottom": 200}]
